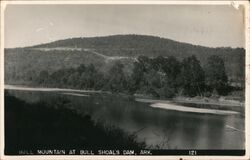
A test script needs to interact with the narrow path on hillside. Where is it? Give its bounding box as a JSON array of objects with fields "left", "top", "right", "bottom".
[{"left": 32, "top": 47, "right": 136, "bottom": 61}]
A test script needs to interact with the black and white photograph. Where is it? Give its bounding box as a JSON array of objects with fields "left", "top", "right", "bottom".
[{"left": 1, "top": 1, "right": 249, "bottom": 159}]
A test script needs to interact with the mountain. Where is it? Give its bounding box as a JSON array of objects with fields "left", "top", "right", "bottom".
[{"left": 5, "top": 34, "right": 245, "bottom": 85}]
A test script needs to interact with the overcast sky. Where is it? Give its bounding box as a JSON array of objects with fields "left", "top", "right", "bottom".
[{"left": 4, "top": 4, "right": 245, "bottom": 48}]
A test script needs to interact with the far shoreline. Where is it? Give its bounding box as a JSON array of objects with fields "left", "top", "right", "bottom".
[
  {"left": 5, "top": 84, "right": 245, "bottom": 114},
  {"left": 4, "top": 84, "right": 108, "bottom": 93}
]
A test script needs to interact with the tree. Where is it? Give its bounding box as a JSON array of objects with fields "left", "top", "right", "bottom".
[
  {"left": 79, "top": 64, "right": 98, "bottom": 89},
  {"left": 77, "top": 64, "right": 86, "bottom": 73},
  {"left": 162, "top": 56, "right": 180, "bottom": 80},
  {"left": 50, "top": 69, "right": 66, "bottom": 86},
  {"left": 129, "top": 62, "right": 144, "bottom": 93},
  {"left": 137, "top": 55, "right": 152, "bottom": 72},
  {"left": 204, "top": 55, "right": 228, "bottom": 95},
  {"left": 105, "top": 61, "right": 127, "bottom": 92},
  {"left": 67, "top": 72, "right": 80, "bottom": 87},
  {"left": 129, "top": 56, "right": 152, "bottom": 93},
  {"left": 37, "top": 70, "right": 49, "bottom": 85},
  {"left": 179, "top": 55, "right": 205, "bottom": 97},
  {"left": 159, "top": 82, "right": 176, "bottom": 98},
  {"left": 142, "top": 69, "right": 162, "bottom": 97},
  {"left": 151, "top": 56, "right": 167, "bottom": 71}
]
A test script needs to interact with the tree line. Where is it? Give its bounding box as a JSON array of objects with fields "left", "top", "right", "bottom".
[{"left": 36, "top": 55, "right": 231, "bottom": 98}]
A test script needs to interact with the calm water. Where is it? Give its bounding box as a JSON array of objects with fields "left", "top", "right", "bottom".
[{"left": 5, "top": 89, "right": 245, "bottom": 149}]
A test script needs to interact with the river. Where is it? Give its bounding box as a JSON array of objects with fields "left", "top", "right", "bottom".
[{"left": 5, "top": 85, "right": 245, "bottom": 149}]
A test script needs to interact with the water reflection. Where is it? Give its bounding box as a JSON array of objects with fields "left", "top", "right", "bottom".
[{"left": 6, "top": 90, "right": 245, "bottom": 149}]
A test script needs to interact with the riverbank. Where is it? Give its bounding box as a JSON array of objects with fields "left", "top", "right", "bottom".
[
  {"left": 134, "top": 93, "right": 244, "bottom": 107},
  {"left": 5, "top": 85, "right": 245, "bottom": 150},
  {"left": 150, "top": 103, "right": 239, "bottom": 115},
  {"left": 4, "top": 84, "right": 108, "bottom": 93},
  {"left": 5, "top": 84, "right": 244, "bottom": 114},
  {"left": 5, "top": 95, "right": 146, "bottom": 154},
  {"left": 173, "top": 96, "right": 244, "bottom": 107}
]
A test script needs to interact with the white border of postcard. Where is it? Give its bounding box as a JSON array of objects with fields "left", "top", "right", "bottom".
[{"left": 0, "top": 0, "right": 249, "bottom": 160}]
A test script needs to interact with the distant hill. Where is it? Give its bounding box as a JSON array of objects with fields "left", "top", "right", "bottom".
[{"left": 5, "top": 34, "right": 245, "bottom": 85}]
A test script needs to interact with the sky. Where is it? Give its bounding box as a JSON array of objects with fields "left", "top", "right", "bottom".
[{"left": 4, "top": 4, "right": 245, "bottom": 48}]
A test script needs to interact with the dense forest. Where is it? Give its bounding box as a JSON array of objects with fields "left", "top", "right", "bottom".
[
  {"left": 34, "top": 54, "right": 239, "bottom": 98},
  {"left": 5, "top": 35, "right": 245, "bottom": 87}
]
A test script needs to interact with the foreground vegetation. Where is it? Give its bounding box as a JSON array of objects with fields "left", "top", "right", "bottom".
[
  {"left": 5, "top": 94, "right": 146, "bottom": 154},
  {"left": 35, "top": 54, "right": 243, "bottom": 98}
]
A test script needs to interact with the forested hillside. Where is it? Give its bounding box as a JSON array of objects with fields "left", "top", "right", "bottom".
[{"left": 5, "top": 35, "right": 245, "bottom": 86}]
